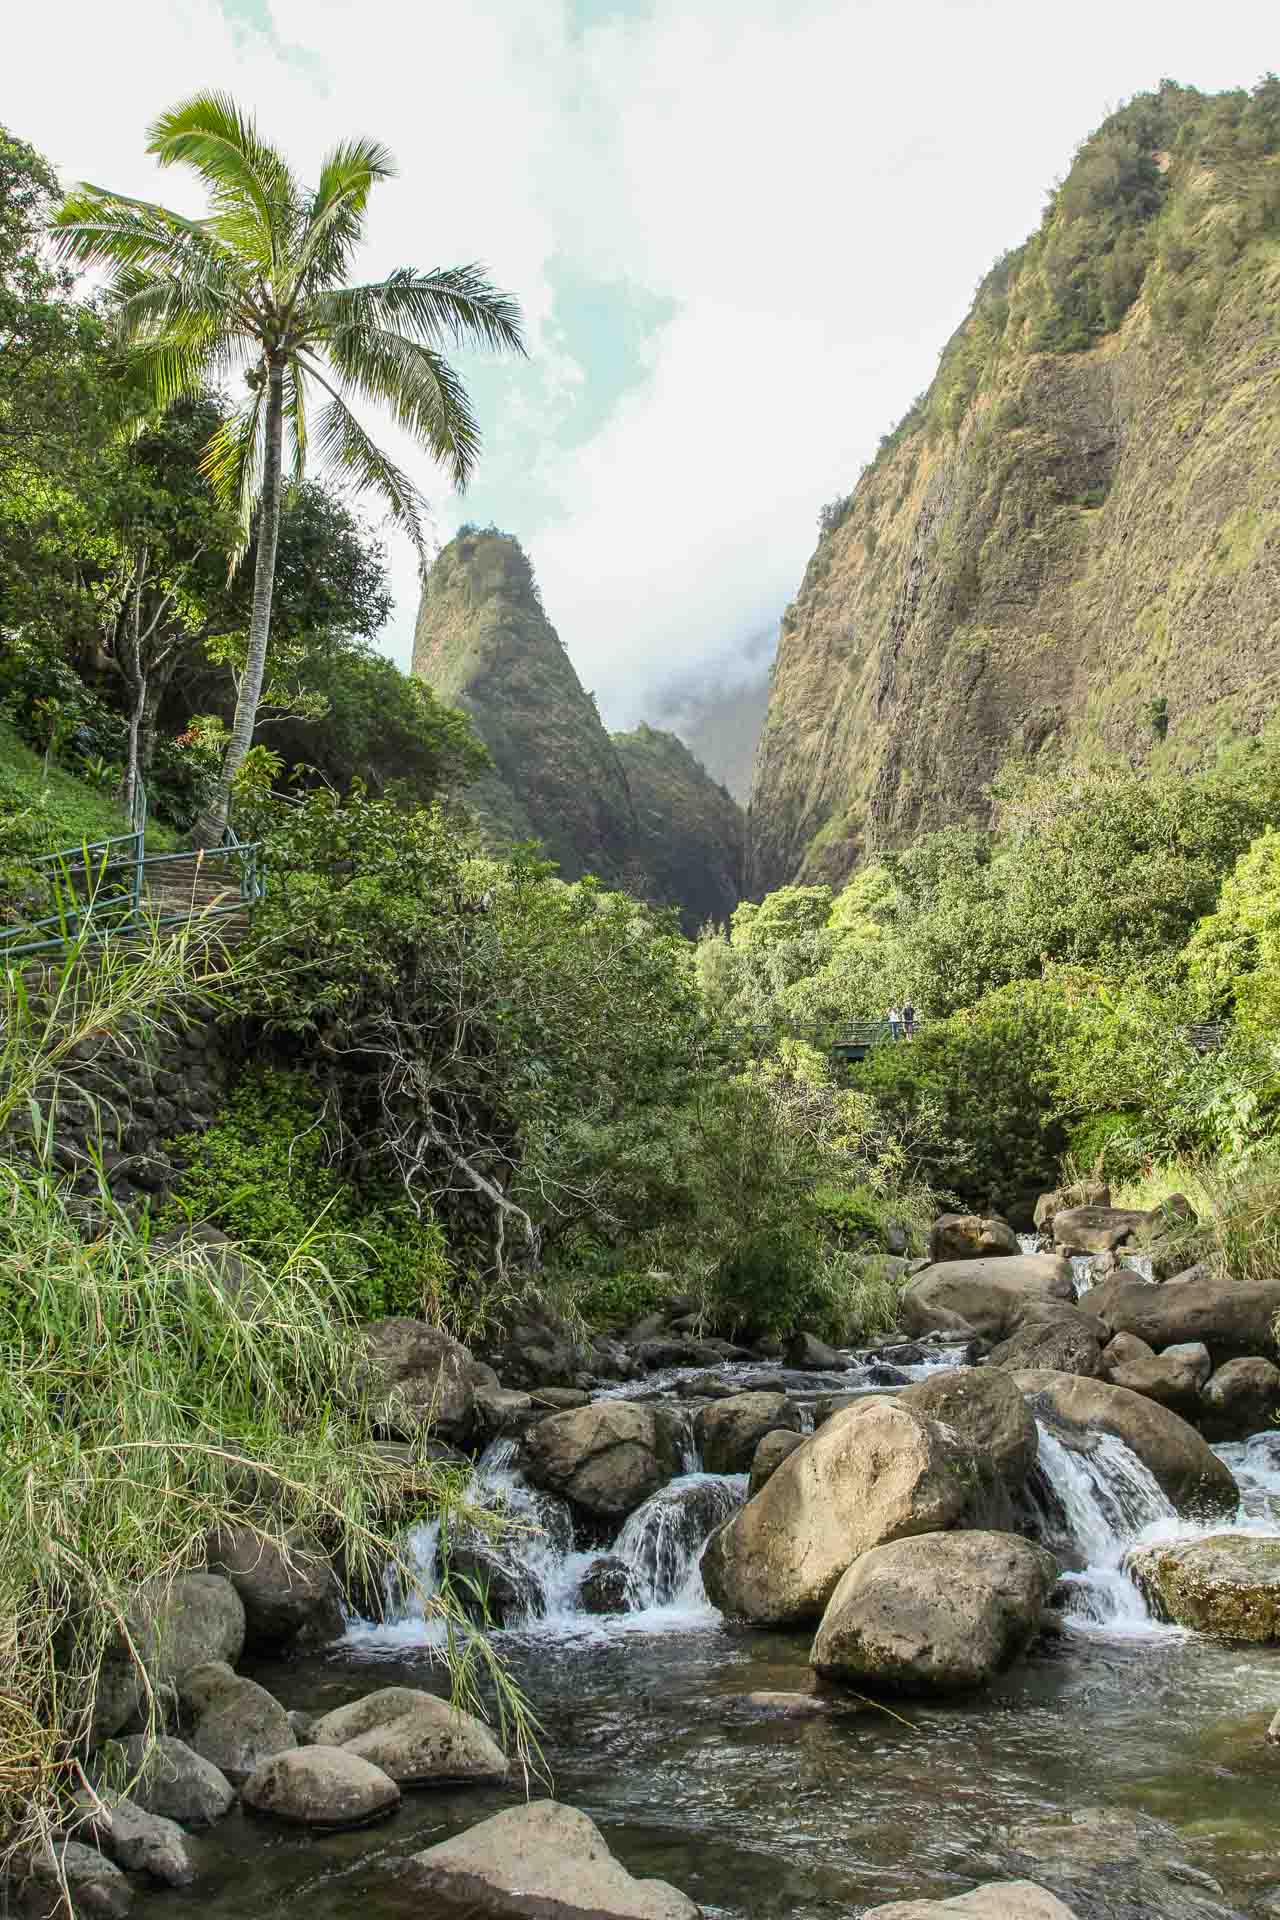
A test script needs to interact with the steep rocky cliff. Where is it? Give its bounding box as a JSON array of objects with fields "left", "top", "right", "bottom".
[
  {"left": 413, "top": 530, "right": 744, "bottom": 927},
  {"left": 612, "top": 725, "right": 744, "bottom": 932},
  {"left": 750, "top": 78, "right": 1280, "bottom": 893}
]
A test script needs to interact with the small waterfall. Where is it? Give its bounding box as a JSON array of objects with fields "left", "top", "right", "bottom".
[
  {"left": 1030, "top": 1421, "right": 1177, "bottom": 1635},
  {"left": 613, "top": 1473, "right": 745, "bottom": 1609}
]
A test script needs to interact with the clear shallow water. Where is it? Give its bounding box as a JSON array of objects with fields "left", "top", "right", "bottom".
[{"left": 144, "top": 1395, "right": 1280, "bottom": 1920}]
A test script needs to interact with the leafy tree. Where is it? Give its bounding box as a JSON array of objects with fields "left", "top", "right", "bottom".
[
  {"left": 1184, "top": 826, "right": 1280, "bottom": 1034},
  {"left": 55, "top": 92, "right": 525, "bottom": 845}
]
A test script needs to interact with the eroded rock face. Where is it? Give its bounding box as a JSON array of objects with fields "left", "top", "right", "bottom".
[
  {"left": 242, "top": 1746, "right": 400, "bottom": 1829},
  {"left": 358, "top": 1318, "right": 499, "bottom": 1446},
  {"left": 304, "top": 1686, "right": 507, "bottom": 1785},
  {"left": 701, "top": 1400, "right": 967, "bottom": 1626},
  {"left": 1199, "top": 1357, "right": 1280, "bottom": 1442},
  {"left": 900, "top": 1257, "right": 1075, "bottom": 1343},
  {"left": 694, "top": 1392, "right": 803, "bottom": 1475},
  {"left": 1128, "top": 1535, "right": 1280, "bottom": 1641},
  {"left": 928, "top": 1215, "right": 1019, "bottom": 1264},
  {"left": 749, "top": 1428, "right": 807, "bottom": 1497},
  {"left": 521, "top": 1401, "right": 682, "bottom": 1519},
  {"left": 862, "top": 1882, "right": 1078, "bottom": 1918},
  {"left": 408, "top": 1799, "right": 702, "bottom": 1919},
  {"left": 1011, "top": 1369, "right": 1238, "bottom": 1517},
  {"left": 810, "top": 1530, "right": 1057, "bottom": 1695},
  {"left": 1086, "top": 1270, "right": 1280, "bottom": 1366}
]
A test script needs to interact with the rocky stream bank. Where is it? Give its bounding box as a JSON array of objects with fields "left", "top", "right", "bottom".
[{"left": 17, "top": 1196, "right": 1280, "bottom": 1919}]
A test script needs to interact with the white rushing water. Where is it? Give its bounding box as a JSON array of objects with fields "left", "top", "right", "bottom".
[
  {"left": 1017, "top": 1232, "right": 1153, "bottom": 1292},
  {"left": 1031, "top": 1421, "right": 1178, "bottom": 1635}
]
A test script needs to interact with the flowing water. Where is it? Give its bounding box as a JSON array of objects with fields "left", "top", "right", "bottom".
[{"left": 145, "top": 1361, "right": 1280, "bottom": 1920}]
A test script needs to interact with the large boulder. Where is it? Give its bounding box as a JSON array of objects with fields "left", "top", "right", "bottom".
[
  {"left": 1011, "top": 1370, "right": 1238, "bottom": 1517},
  {"left": 863, "top": 1885, "right": 1078, "bottom": 1919},
  {"left": 700, "top": 1400, "right": 967, "bottom": 1626},
  {"left": 521, "top": 1401, "right": 682, "bottom": 1519},
  {"left": 900, "top": 1257, "right": 1075, "bottom": 1343},
  {"left": 71, "top": 1797, "right": 196, "bottom": 1888},
  {"left": 16, "top": 1841, "right": 133, "bottom": 1920},
  {"left": 178, "top": 1662, "right": 295, "bottom": 1785},
  {"left": 1087, "top": 1268, "right": 1280, "bottom": 1365},
  {"left": 749, "top": 1428, "right": 806, "bottom": 1497},
  {"left": 131, "top": 1573, "right": 246, "bottom": 1689},
  {"left": 1128, "top": 1534, "right": 1280, "bottom": 1641},
  {"left": 242, "top": 1746, "right": 399, "bottom": 1828},
  {"left": 1051, "top": 1205, "right": 1152, "bottom": 1253},
  {"left": 1101, "top": 1338, "right": 1211, "bottom": 1417},
  {"left": 694, "top": 1392, "right": 803, "bottom": 1475},
  {"left": 206, "top": 1524, "right": 342, "bottom": 1651},
  {"left": 928, "top": 1215, "right": 1019, "bottom": 1264},
  {"left": 304, "top": 1685, "right": 507, "bottom": 1785},
  {"left": 986, "top": 1305, "right": 1105, "bottom": 1378},
  {"left": 106, "top": 1735, "right": 233, "bottom": 1828},
  {"left": 1199, "top": 1356, "right": 1280, "bottom": 1441},
  {"left": 786, "top": 1331, "right": 849, "bottom": 1370},
  {"left": 810, "top": 1530, "right": 1057, "bottom": 1695},
  {"left": 1034, "top": 1180, "right": 1110, "bottom": 1232},
  {"left": 358, "top": 1318, "right": 499, "bottom": 1446},
  {"left": 408, "top": 1800, "right": 701, "bottom": 1918},
  {"left": 896, "top": 1367, "right": 1037, "bottom": 1499}
]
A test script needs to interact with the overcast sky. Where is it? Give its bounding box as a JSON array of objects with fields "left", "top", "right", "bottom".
[{"left": 13, "top": 2, "right": 1276, "bottom": 724}]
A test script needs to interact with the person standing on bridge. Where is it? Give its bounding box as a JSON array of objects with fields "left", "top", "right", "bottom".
[
  {"left": 902, "top": 998, "right": 916, "bottom": 1041},
  {"left": 887, "top": 1003, "right": 902, "bottom": 1043}
]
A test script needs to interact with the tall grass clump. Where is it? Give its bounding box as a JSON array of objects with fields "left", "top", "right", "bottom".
[{"left": 0, "top": 924, "right": 537, "bottom": 1875}]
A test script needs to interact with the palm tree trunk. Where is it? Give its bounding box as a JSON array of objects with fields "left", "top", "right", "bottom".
[{"left": 192, "top": 363, "right": 285, "bottom": 849}]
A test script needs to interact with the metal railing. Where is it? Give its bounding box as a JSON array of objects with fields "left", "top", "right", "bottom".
[{"left": 0, "top": 779, "right": 265, "bottom": 959}]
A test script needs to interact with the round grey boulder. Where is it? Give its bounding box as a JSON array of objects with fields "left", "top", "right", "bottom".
[
  {"left": 205, "top": 1523, "right": 342, "bottom": 1651},
  {"left": 304, "top": 1685, "right": 507, "bottom": 1785},
  {"left": 241, "top": 1745, "right": 399, "bottom": 1828},
  {"left": 748, "top": 1427, "right": 806, "bottom": 1497},
  {"left": 357, "top": 1317, "right": 499, "bottom": 1446},
  {"left": 131, "top": 1572, "right": 246, "bottom": 1688},
  {"left": 521, "top": 1400, "right": 682, "bottom": 1519},
  {"left": 1199, "top": 1356, "right": 1280, "bottom": 1441},
  {"left": 900, "top": 1257, "right": 1075, "bottom": 1343},
  {"left": 810, "top": 1530, "right": 1057, "bottom": 1695},
  {"left": 107, "top": 1735, "right": 234, "bottom": 1828},
  {"left": 179, "top": 1661, "right": 295, "bottom": 1785}
]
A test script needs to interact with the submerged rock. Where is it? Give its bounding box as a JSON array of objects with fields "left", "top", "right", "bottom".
[
  {"left": 701, "top": 1399, "right": 967, "bottom": 1626},
  {"left": 579, "top": 1555, "right": 632, "bottom": 1614},
  {"left": 408, "top": 1799, "right": 701, "bottom": 1918},
  {"left": 1011, "top": 1369, "right": 1238, "bottom": 1517},
  {"left": 694, "top": 1391, "right": 802, "bottom": 1474},
  {"left": 1001, "top": 1806, "right": 1241, "bottom": 1919},
  {"left": 304, "top": 1685, "right": 507, "bottom": 1785},
  {"left": 863, "top": 1885, "right": 1078, "bottom": 1918},
  {"left": 521, "top": 1400, "right": 682, "bottom": 1519},
  {"left": 810, "top": 1530, "right": 1057, "bottom": 1695},
  {"left": 1128, "top": 1534, "right": 1280, "bottom": 1641},
  {"left": 241, "top": 1746, "right": 399, "bottom": 1828}
]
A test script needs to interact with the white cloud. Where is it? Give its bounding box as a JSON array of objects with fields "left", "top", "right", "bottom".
[{"left": 11, "top": 0, "right": 1278, "bottom": 723}]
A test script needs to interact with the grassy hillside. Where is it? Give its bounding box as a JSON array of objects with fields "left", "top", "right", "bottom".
[{"left": 0, "top": 720, "right": 179, "bottom": 857}]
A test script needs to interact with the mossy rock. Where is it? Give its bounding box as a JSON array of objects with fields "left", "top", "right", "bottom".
[{"left": 1127, "top": 1534, "right": 1280, "bottom": 1641}]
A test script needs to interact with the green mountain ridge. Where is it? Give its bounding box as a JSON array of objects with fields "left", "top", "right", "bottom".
[
  {"left": 413, "top": 529, "right": 744, "bottom": 929},
  {"left": 748, "top": 76, "right": 1280, "bottom": 893}
]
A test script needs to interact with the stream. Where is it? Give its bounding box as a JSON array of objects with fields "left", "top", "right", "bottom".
[{"left": 146, "top": 1355, "right": 1280, "bottom": 1919}]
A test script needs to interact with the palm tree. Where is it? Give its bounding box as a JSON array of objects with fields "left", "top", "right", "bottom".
[{"left": 54, "top": 93, "right": 524, "bottom": 847}]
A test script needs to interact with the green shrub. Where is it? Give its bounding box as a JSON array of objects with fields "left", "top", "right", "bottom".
[{"left": 1064, "top": 1110, "right": 1147, "bottom": 1182}]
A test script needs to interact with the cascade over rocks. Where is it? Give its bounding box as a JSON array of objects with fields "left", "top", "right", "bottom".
[
  {"left": 521, "top": 1400, "right": 683, "bottom": 1519},
  {"left": 304, "top": 1686, "right": 507, "bottom": 1785},
  {"left": 694, "top": 1391, "right": 803, "bottom": 1474},
  {"left": 1128, "top": 1536, "right": 1280, "bottom": 1641},
  {"left": 1011, "top": 1370, "right": 1238, "bottom": 1516},
  {"left": 408, "top": 1799, "right": 702, "bottom": 1919},
  {"left": 700, "top": 1399, "right": 968, "bottom": 1626},
  {"left": 809, "top": 1530, "right": 1057, "bottom": 1695},
  {"left": 1085, "top": 1270, "right": 1280, "bottom": 1366},
  {"left": 358, "top": 1318, "right": 500, "bottom": 1446},
  {"left": 900, "top": 1256, "right": 1076, "bottom": 1342},
  {"left": 928, "top": 1215, "right": 1019, "bottom": 1263}
]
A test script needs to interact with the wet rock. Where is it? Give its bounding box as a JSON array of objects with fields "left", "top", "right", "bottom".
[
  {"left": 305, "top": 1684, "right": 507, "bottom": 1784},
  {"left": 749, "top": 1428, "right": 806, "bottom": 1496},
  {"left": 408, "top": 1799, "right": 701, "bottom": 1918},
  {"left": 897, "top": 1366, "right": 1037, "bottom": 1499},
  {"left": 987, "top": 1305, "right": 1106, "bottom": 1378},
  {"left": 106, "top": 1735, "right": 233, "bottom": 1827},
  {"left": 901, "top": 1257, "right": 1076, "bottom": 1343},
  {"left": 620, "top": 1477, "right": 742, "bottom": 1603},
  {"left": 865, "top": 1362, "right": 911, "bottom": 1386},
  {"left": 694, "top": 1391, "right": 803, "bottom": 1474},
  {"left": 446, "top": 1539, "right": 539, "bottom": 1626},
  {"left": 810, "top": 1530, "right": 1057, "bottom": 1695},
  {"left": 1011, "top": 1369, "right": 1238, "bottom": 1517},
  {"left": 737, "top": 1689, "right": 858, "bottom": 1718},
  {"left": 73, "top": 1796, "right": 196, "bottom": 1887},
  {"left": 1128, "top": 1534, "right": 1280, "bottom": 1640},
  {"left": 675, "top": 1372, "right": 735, "bottom": 1400},
  {"left": 206, "top": 1523, "right": 342, "bottom": 1651},
  {"left": 1001, "top": 1805, "right": 1241, "bottom": 1919},
  {"left": 1051, "top": 1205, "right": 1153, "bottom": 1254},
  {"left": 1086, "top": 1269, "right": 1280, "bottom": 1365},
  {"left": 16, "top": 1840, "right": 133, "bottom": 1918},
  {"left": 178, "top": 1661, "right": 295, "bottom": 1785},
  {"left": 701, "top": 1400, "right": 968, "bottom": 1626},
  {"left": 589, "top": 1334, "right": 637, "bottom": 1381},
  {"left": 928, "top": 1214, "right": 1019, "bottom": 1263},
  {"left": 631, "top": 1338, "right": 703, "bottom": 1371},
  {"left": 131, "top": 1573, "right": 246, "bottom": 1690},
  {"left": 878, "top": 1342, "right": 928, "bottom": 1367},
  {"left": 579, "top": 1555, "right": 632, "bottom": 1614},
  {"left": 474, "top": 1385, "right": 537, "bottom": 1440},
  {"left": 786, "top": 1330, "right": 849, "bottom": 1370},
  {"left": 242, "top": 1745, "right": 399, "bottom": 1828},
  {"left": 532, "top": 1387, "right": 591, "bottom": 1410},
  {"left": 863, "top": 1884, "right": 1077, "bottom": 1918},
  {"left": 358, "top": 1318, "right": 499, "bottom": 1446},
  {"left": 521, "top": 1401, "right": 683, "bottom": 1519},
  {"left": 1101, "top": 1337, "right": 1211, "bottom": 1417},
  {"left": 1199, "top": 1356, "right": 1280, "bottom": 1441}
]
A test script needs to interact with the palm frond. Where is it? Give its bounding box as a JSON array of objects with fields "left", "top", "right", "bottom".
[
  {"left": 148, "top": 92, "right": 295, "bottom": 273},
  {"left": 323, "top": 326, "right": 481, "bottom": 489},
  {"left": 304, "top": 372, "right": 429, "bottom": 557},
  {"left": 317, "top": 265, "right": 525, "bottom": 355},
  {"left": 52, "top": 187, "right": 222, "bottom": 277},
  {"left": 295, "top": 138, "right": 396, "bottom": 292},
  {"left": 283, "top": 359, "right": 310, "bottom": 483},
  {"left": 201, "top": 388, "right": 267, "bottom": 561}
]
